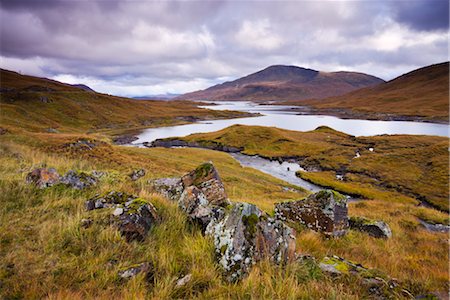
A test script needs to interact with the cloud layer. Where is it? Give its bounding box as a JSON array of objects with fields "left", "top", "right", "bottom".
[{"left": 1, "top": 0, "right": 448, "bottom": 96}]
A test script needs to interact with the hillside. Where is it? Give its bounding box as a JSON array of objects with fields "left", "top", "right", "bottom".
[
  {"left": 296, "top": 62, "right": 449, "bottom": 122},
  {"left": 0, "top": 69, "right": 254, "bottom": 134},
  {"left": 178, "top": 65, "right": 384, "bottom": 101}
]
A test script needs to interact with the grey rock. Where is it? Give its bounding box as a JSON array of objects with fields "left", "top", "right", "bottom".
[
  {"left": 80, "top": 218, "right": 92, "bottom": 228},
  {"left": 118, "top": 262, "right": 153, "bottom": 281},
  {"left": 113, "top": 207, "right": 124, "bottom": 216},
  {"left": 150, "top": 177, "right": 184, "bottom": 201},
  {"left": 275, "top": 190, "right": 349, "bottom": 237},
  {"left": 46, "top": 128, "right": 59, "bottom": 133},
  {"left": 349, "top": 216, "right": 392, "bottom": 238},
  {"left": 130, "top": 169, "right": 146, "bottom": 181},
  {"left": 26, "top": 168, "right": 60, "bottom": 188},
  {"left": 175, "top": 274, "right": 192, "bottom": 288},
  {"left": 206, "top": 202, "right": 296, "bottom": 282},
  {"left": 61, "top": 170, "right": 98, "bottom": 190}
]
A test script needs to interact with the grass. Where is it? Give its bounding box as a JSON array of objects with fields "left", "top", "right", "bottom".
[{"left": 177, "top": 124, "right": 449, "bottom": 212}]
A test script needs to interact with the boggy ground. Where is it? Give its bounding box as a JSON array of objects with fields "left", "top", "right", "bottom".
[{"left": 0, "top": 125, "right": 448, "bottom": 299}]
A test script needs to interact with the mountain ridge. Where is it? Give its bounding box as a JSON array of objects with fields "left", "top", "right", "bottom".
[{"left": 177, "top": 65, "right": 385, "bottom": 101}]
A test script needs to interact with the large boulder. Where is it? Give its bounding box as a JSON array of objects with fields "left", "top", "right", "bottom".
[
  {"left": 275, "top": 190, "right": 349, "bottom": 237},
  {"left": 349, "top": 217, "right": 392, "bottom": 239},
  {"left": 178, "top": 186, "right": 225, "bottom": 231},
  {"left": 181, "top": 162, "right": 229, "bottom": 207},
  {"left": 150, "top": 177, "right": 184, "bottom": 201},
  {"left": 26, "top": 168, "right": 60, "bottom": 188},
  {"left": 206, "top": 202, "right": 296, "bottom": 282},
  {"left": 61, "top": 170, "right": 98, "bottom": 190}
]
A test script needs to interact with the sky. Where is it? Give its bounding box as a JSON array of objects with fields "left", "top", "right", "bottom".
[{"left": 1, "top": 0, "right": 448, "bottom": 97}]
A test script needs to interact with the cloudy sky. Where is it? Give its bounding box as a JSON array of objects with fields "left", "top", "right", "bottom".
[{"left": 1, "top": 0, "right": 448, "bottom": 97}]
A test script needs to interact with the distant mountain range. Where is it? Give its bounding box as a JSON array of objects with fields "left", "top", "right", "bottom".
[
  {"left": 300, "top": 62, "right": 449, "bottom": 122},
  {"left": 177, "top": 65, "right": 384, "bottom": 101},
  {"left": 133, "top": 93, "right": 180, "bottom": 100}
]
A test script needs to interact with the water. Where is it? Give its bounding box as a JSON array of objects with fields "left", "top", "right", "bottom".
[
  {"left": 133, "top": 101, "right": 449, "bottom": 144},
  {"left": 229, "top": 153, "right": 323, "bottom": 192}
]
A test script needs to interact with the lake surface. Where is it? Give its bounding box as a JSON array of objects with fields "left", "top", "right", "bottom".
[{"left": 133, "top": 101, "right": 449, "bottom": 144}]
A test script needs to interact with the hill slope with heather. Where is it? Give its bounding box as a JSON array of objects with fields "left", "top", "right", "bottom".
[
  {"left": 178, "top": 65, "right": 384, "bottom": 101},
  {"left": 294, "top": 62, "right": 449, "bottom": 122}
]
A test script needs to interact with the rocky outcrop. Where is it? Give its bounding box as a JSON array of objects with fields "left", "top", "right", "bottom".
[
  {"left": 319, "top": 256, "right": 408, "bottom": 299},
  {"left": 181, "top": 162, "right": 229, "bottom": 207},
  {"left": 206, "top": 202, "right": 296, "bottom": 282},
  {"left": 349, "top": 216, "right": 392, "bottom": 239},
  {"left": 112, "top": 135, "right": 138, "bottom": 145},
  {"left": 275, "top": 190, "right": 349, "bottom": 237},
  {"left": 61, "top": 170, "right": 98, "bottom": 190},
  {"left": 129, "top": 169, "right": 146, "bottom": 181},
  {"left": 147, "top": 139, "right": 243, "bottom": 153},
  {"left": 26, "top": 168, "right": 60, "bottom": 188},
  {"left": 118, "top": 262, "right": 154, "bottom": 281},
  {"left": 150, "top": 177, "right": 184, "bottom": 201},
  {"left": 85, "top": 191, "right": 159, "bottom": 242}
]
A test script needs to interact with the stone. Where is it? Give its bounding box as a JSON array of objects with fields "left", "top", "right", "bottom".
[
  {"left": 181, "top": 162, "right": 229, "bottom": 207},
  {"left": 130, "top": 169, "right": 146, "bottom": 181},
  {"left": 80, "top": 218, "right": 92, "bottom": 228},
  {"left": 61, "top": 170, "right": 98, "bottom": 190},
  {"left": 85, "top": 191, "right": 137, "bottom": 211},
  {"left": 150, "top": 177, "right": 184, "bottom": 201},
  {"left": 118, "top": 262, "right": 153, "bottom": 282},
  {"left": 206, "top": 202, "right": 296, "bottom": 282},
  {"left": 114, "top": 199, "right": 159, "bottom": 242},
  {"left": 178, "top": 186, "right": 225, "bottom": 231},
  {"left": 26, "top": 168, "right": 60, "bottom": 188},
  {"left": 175, "top": 274, "right": 192, "bottom": 288},
  {"left": 46, "top": 128, "right": 59, "bottom": 133},
  {"left": 0, "top": 127, "right": 8, "bottom": 135},
  {"left": 113, "top": 207, "right": 124, "bottom": 216},
  {"left": 349, "top": 216, "right": 392, "bottom": 239},
  {"left": 275, "top": 190, "right": 349, "bottom": 237}
]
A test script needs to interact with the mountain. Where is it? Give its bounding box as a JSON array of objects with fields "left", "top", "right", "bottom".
[
  {"left": 0, "top": 69, "right": 252, "bottom": 133},
  {"left": 300, "top": 62, "right": 449, "bottom": 122},
  {"left": 133, "top": 93, "right": 180, "bottom": 100},
  {"left": 177, "top": 65, "right": 384, "bottom": 101},
  {"left": 70, "top": 84, "right": 95, "bottom": 92}
]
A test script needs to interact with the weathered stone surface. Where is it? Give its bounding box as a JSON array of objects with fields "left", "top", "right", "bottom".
[
  {"left": 26, "top": 168, "right": 60, "bottom": 188},
  {"left": 150, "top": 177, "right": 184, "bottom": 201},
  {"left": 206, "top": 202, "right": 296, "bottom": 282},
  {"left": 118, "top": 262, "right": 153, "bottom": 281},
  {"left": 61, "top": 170, "right": 98, "bottom": 190},
  {"left": 175, "top": 274, "right": 192, "bottom": 288},
  {"left": 319, "top": 256, "right": 407, "bottom": 299},
  {"left": 85, "top": 191, "right": 159, "bottom": 242},
  {"left": 129, "top": 169, "right": 146, "bottom": 181},
  {"left": 181, "top": 162, "right": 229, "bottom": 207},
  {"left": 112, "top": 135, "right": 138, "bottom": 145},
  {"left": 114, "top": 199, "right": 159, "bottom": 242},
  {"left": 178, "top": 186, "right": 225, "bottom": 231},
  {"left": 80, "top": 218, "right": 92, "bottom": 228},
  {"left": 349, "top": 216, "right": 392, "bottom": 239},
  {"left": 275, "top": 190, "right": 349, "bottom": 236}
]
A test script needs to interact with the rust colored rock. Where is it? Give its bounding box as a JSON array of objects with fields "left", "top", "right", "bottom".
[
  {"left": 275, "top": 190, "right": 348, "bottom": 237},
  {"left": 26, "top": 168, "right": 60, "bottom": 188},
  {"left": 181, "top": 162, "right": 228, "bottom": 207}
]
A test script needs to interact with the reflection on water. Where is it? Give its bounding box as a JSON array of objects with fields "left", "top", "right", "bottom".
[
  {"left": 230, "top": 153, "right": 322, "bottom": 192},
  {"left": 134, "top": 101, "right": 449, "bottom": 144}
]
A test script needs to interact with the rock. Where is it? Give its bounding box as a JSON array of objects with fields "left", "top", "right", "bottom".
[
  {"left": 26, "top": 168, "right": 60, "bottom": 188},
  {"left": 0, "top": 127, "right": 8, "bottom": 135},
  {"left": 181, "top": 162, "right": 229, "bottom": 207},
  {"left": 178, "top": 186, "right": 225, "bottom": 231},
  {"left": 85, "top": 191, "right": 137, "bottom": 211},
  {"left": 80, "top": 218, "right": 92, "bottom": 228},
  {"left": 114, "top": 198, "right": 159, "bottom": 242},
  {"left": 130, "top": 169, "right": 146, "bottom": 181},
  {"left": 39, "top": 96, "right": 52, "bottom": 103},
  {"left": 150, "top": 177, "right": 184, "bottom": 201},
  {"left": 319, "top": 256, "right": 407, "bottom": 299},
  {"left": 118, "top": 262, "right": 153, "bottom": 281},
  {"left": 349, "top": 216, "right": 392, "bottom": 239},
  {"left": 113, "top": 207, "right": 124, "bottom": 216},
  {"left": 64, "top": 139, "right": 100, "bottom": 151},
  {"left": 275, "top": 190, "right": 349, "bottom": 237},
  {"left": 46, "top": 128, "right": 59, "bottom": 133},
  {"left": 206, "top": 202, "right": 296, "bottom": 282},
  {"left": 61, "top": 170, "right": 98, "bottom": 190},
  {"left": 175, "top": 274, "right": 192, "bottom": 288},
  {"left": 112, "top": 135, "right": 138, "bottom": 145}
]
